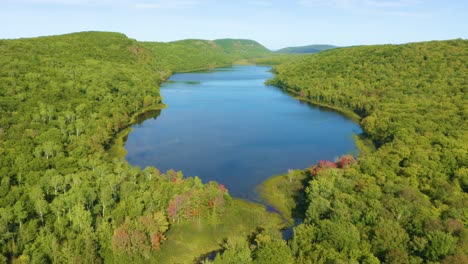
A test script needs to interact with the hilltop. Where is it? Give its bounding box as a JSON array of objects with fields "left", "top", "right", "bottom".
[
  {"left": 143, "top": 38, "right": 273, "bottom": 72},
  {"left": 276, "top": 44, "right": 337, "bottom": 54}
]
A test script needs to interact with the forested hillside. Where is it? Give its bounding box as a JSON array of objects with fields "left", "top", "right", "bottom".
[
  {"left": 277, "top": 44, "right": 337, "bottom": 54},
  {"left": 143, "top": 38, "right": 273, "bottom": 72},
  {"left": 0, "top": 31, "right": 277, "bottom": 263},
  {"left": 1, "top": 31, "right": 466, "bottom": 264},
  {"left": 263, "top": 39, "right": 468, "bottom": 263}
]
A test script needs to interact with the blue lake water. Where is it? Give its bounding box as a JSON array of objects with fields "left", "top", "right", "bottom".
[{"left": 125, "top": 65, "right": 362, "bottom": 200}]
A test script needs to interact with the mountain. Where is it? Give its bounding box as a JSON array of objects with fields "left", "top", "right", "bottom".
[
  {"left": 276, "top": 44, "right": 337, "bottom": 54},
  {"left": 214, "top": 38, "right": 271, "bottom": 54}
]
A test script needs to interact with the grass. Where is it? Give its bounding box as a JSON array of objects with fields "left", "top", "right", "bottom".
[
  {"left": 153, "top": 199, "right": 285, "bottom": 263},
  {"left": 257, "top": 170, "right": 309, "bottom": 225}
]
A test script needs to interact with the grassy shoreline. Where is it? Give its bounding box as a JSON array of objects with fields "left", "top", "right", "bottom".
[
  {"left": 154, "top": 198, "right": 285, "bottom": 263},
  {"left": 257, "top": 170, "right": 309, "bottom": 226},
  {"left": 258, "top": 175, "right": 295, "bottom": 224}
]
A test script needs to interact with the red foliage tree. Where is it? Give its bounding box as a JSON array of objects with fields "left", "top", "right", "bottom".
[
  {"left": 167, "top": 195, "right": 183, "bottom": 222},
  {"left": 112, "top": 227, "right": 130, "bottom": 253},
  {"left": 151, "top": 233, "right": 163, "bottom": 250},
  {"left": 339, "top": 155, "right": 356, "bottom": 168},
  {"left": 310, "top": 160, "right": 338, "bottom": 176},
  {"left": 219, "top": 184, "right": 228, "bottom": 193},
  {"left": 129, "top": 230, "right": 149, "bottom": 254}
]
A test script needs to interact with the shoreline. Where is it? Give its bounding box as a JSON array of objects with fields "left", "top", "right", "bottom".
[
  {"left": 256, "top": 82, "right": 368, "bottom": 226},
  {"left": 107, "top": 104, "right": 167, "bottom": 159},
  {"left": 172, "top": 61, "right": 259, "bottom": 74},
  {"left": 106, "top": 63, "right": 257, "bottom": 159},
  {"left": 107, "top": 64, "right": 367, "bottom": 234},
  {"left": 281, "top": 86, "right": 362, "bottom": 123}
]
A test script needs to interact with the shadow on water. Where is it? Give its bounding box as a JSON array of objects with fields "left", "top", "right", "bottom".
[
  {"left": 196, "top": 249, "right": 220, "bottom": 263},
  {"left": 120, "top": 110, "right": 162, "bottom": 145},
  {"left": 134, "top": 109, "right": 161, "bottom": 125},
  {"left": 269, "top": 84, "right": 359, "bottom": 120}
]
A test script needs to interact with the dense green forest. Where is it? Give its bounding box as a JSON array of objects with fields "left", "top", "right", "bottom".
[
  {"left": 1, "top": 31, "right": 467, "bottom": 264},
  {"left": 142, "top": 38, "right": 273, "bottom": 73},
  {"left": 255, "top": 39, "right": 467, "bottom": 263},
  {"left": 0, "top": 31, "right": 280, "bottom": 263},
  {"left": 277, "top": 44, "right": 337, "bottom": 54}
]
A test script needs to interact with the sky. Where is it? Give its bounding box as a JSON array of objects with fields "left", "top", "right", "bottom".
[{"left": 1, "top": 0, "right": 467, "bottom": 49}]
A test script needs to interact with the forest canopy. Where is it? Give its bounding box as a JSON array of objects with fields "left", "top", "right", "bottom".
[
  {"left": 265, "top": 39, "right": 468, "bottom": 263},
  {"left": 0, "top": 31, "right": 466, "bottom": 263},
  {"left": 0, "top": 31, "right": 275, "bottom": 263}
]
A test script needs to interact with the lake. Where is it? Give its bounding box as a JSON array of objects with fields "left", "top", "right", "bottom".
[{"left": 124, "top": 65, "right": 362, "bottom": 200}]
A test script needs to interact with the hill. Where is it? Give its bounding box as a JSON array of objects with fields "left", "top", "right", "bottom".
[
  {"left": 276, "top": 44, "right": 337, "bottom": 54},
  {"left": 143, "top": 38, "right": 273, "bottom": 72},
  {"left": 262, "top": 39, "right": 468, "bottom": 263}
]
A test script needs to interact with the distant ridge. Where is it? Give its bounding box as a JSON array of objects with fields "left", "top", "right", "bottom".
[
  {"left": 276, "top": 44, "right": 338, "bottom": 54},
  {"left": 143, "top": 38, "right": 274, "bottom": 72}
]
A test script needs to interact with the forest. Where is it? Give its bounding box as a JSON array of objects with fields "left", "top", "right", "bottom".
[
  {"left": 0, "top": 31, "right": 281, "bottom": 263},
  {"left": 276, "top": 44, "right": 337, "bottom": 54},
  {"left": 258, "top": 39, "right": 467, "bottom": 263},
  {"left": 0, "top": 31, "right": 466, "bottom": 263},
  {"left": 142, "top": 38, "right": 273, "bottom": 73}
]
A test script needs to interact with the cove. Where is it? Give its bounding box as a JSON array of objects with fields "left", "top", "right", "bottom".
[{"left": 124, "top": 65, "right": 362, "bottom": 200}]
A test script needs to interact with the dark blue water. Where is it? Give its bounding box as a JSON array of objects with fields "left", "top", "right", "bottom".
[{"left": 125, "top": 65, "right": 362, "bottom": 200}]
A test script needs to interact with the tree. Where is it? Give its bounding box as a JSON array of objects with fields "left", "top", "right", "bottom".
[
  {"left": 371, "top": 220, "right": 409, "bottom": 258},
  {"left": 423, "top": 231, "right": 457, "bottom": 261},
  {"left": 13, "top": 201, "right": 28, "bottom": 229},
  {"left": 213, "top": 237, "right": 252, "bottom": 264},
  {"left": 254, "top": 232, "right": 294, "bottom": 264},
  {"left": 29, "top": 187, "right": 48, "bottom": 226}
]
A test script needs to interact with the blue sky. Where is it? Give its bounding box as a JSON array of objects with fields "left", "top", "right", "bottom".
[{"left": 1, "top": 0, "right": 467, "bottom": 49}]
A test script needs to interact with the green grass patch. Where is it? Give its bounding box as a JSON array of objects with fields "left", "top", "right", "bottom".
[
  {"left": 153, "top": 199, "right": 284, "bottom": 263},
  {"left": 257, "top": 170, "right": 309, "bottom": 225}
]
